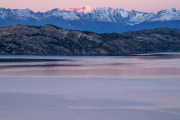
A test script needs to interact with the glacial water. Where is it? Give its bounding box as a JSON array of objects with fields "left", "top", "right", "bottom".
[{"left": 0, "top": 53, "right": 180, "bottom": 120}]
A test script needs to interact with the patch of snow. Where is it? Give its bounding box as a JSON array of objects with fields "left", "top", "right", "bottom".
[
  {"left": 11, "top": 9, "right": 37, "bottom": 19},
  {"left": 50, "top": 9, "right": 79, "bottom": 20},
  {"left": 117, "top": 8, "right": 129, "bottom": 18}
]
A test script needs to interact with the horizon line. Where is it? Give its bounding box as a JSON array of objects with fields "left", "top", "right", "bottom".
[{"left": 0, "top": 6, "right": 179, "bottom": 13}]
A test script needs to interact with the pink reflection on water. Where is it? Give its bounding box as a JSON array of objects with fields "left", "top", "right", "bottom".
[{"left": 0, "top": 54, "right": 180, "bottom": 78}]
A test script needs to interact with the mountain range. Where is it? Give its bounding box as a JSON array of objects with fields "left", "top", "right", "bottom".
[
  {"left": 1, "top": 25, "right": 180, "bottom": 55},
  {"left": 0, "top": 6, "right": 180, "bottom": 33}
]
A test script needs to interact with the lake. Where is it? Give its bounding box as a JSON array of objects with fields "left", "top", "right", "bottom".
[{"left": 0, "top": 53, "right": 180, "bottom": 120}]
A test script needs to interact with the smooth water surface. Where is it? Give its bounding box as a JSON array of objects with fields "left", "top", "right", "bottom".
[
  {"left": 0, "top": 53, "right": 180, "bottom": 78},
  {"left": 0, "top": 53, "right": 180, "bottom": 120}
]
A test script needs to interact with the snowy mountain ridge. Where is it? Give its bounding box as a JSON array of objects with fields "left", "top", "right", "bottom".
[
  {"left": 0, "top": 7, "right": 180, "bottom": 33},
  {"left": 0, "top": 7, "right": 180, "bottom": 24}
]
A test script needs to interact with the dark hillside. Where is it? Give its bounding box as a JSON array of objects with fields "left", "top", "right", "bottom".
[{"left": 0, "top": 25, "right": 180, "bottom": 55}]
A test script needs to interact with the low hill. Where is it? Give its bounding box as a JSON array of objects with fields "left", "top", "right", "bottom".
[{"left": 0, "top": 25, "right": 180, "bottom": 55}]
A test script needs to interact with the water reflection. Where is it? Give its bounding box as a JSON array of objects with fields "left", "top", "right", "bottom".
[
  {"left": 0, "top": 53, "right": 180, "bottom": 120},
  {"left": 0, "top": 53, "right": 180, "bottom": 78}
]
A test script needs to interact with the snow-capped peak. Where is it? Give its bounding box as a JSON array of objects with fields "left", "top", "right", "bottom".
[
  {"left": 0, "top": 8, "right": 35, "bottom": 19},
  {"left": 47, "top": 8, "right": 79, "bottom": 20},
  {"left": 152, "top": 8, "right": 180, "bottom": 21},
  {"left": 158, "top": 8, "right": 178, "bottom": 14},
  {"left": 166, "top": 8, "right": 177, "bottom": 12},
  {"left": 66, "top": 6, "right": 95, "bottom": 13}
]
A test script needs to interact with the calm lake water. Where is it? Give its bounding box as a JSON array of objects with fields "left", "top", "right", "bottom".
[{"left": 0, "top": 53, "right": 180, "bottom": 120}]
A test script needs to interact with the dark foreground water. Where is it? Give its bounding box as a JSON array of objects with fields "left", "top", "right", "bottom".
[{"left": 0, "top": 53, "right": 180, "bottom": 120}]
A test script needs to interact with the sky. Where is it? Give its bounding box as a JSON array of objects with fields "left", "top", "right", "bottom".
[{"left": 0, "top": 0, "right": 180, "bottom": 13}]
